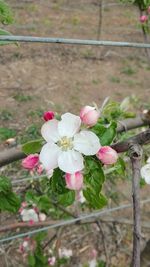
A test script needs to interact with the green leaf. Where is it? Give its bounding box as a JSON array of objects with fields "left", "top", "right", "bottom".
[
  {"left": 0, "top": 191, "right": 20, "bottom": 213},
  {"left": 22, "top": 139, "right": 43, "bottom": 155},
  {"left": 50, "top": 168, "right": 68, "bottom": 194},
  {"left": 34, "top": 246, "right": 48, "bottom": 267},
  {"left": 83, "top": 157, "right": 107, "bottom": 209},
  {"left": 37, "top": 195, "right": 52, "bottom": 212},
  {"left": 83, "top": 190, "right": 107, "bottom": 209},
  {"left": 92, "top": 121, "right": 117, "bottom": 146},
  {"left": 0, "top": 176, "right": 20, "bottom": 212},
  {"left": 57, "top": 190, "right": 75, "bottom": 207},
  {"left": 0, "top": 1, "right": 14, "bottom": 25},
  {"left": 49, "top": 168, "right": 75, "bottom": 207},
  {"left": 25, "top": 190, "right": 38, "bottom": 203},
  {"left": 34, "top": 232, "right": 47, "bottom": 244},
  {"left": 0, "top": 176, "right": 11, "bottom": 193},
  {"left": 84, "top": 157, "right": 105, "bottom": 188},
  {"left": 0, "top": 127, "right": 16, "bottom": 141},
  {"left": 28, "top": 254, "right": 36, "bottom": 267}
]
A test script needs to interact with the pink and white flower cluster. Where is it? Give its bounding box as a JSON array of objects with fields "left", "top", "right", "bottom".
[
  {"left": 22, "top": 105, "right": 118, "bottom": 191},
  {"left": 19, "top": 202, "right": 46, "bottom": 223},
  {"left": 19, "top": 237, "right": 36, "bottom": 258}
]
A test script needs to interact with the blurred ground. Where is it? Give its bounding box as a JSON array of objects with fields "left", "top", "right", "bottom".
[{"left": 0, "top": 0, "right": 150, "bottom": 266}]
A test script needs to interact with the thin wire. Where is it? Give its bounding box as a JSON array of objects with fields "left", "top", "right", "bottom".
[
  {"left": 0, "top": 198, "right": 150, "bottom": 244},
  {"left": 0, "top": 35, "right": 150, "bottom": 48},
  {"left": 12, "top": 175, "right": 46, "bottom": 185}
]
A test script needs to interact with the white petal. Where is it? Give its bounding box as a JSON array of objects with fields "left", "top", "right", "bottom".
[
  {"left": 21, "top": 209, "right": 39, "bottom": 222},
  {"left": 41, "top": 119, "right": 59, "bottom": 142},
  {"left": 73, "top": 130, "right": 101, "bottom": 156},
  {"left": 58, "top": 113, "right": 81, "bottom": 138},
  {"left": 39, "top": 143, "right": 60, "bottom": 170},
  {"left": 141, "top": 164, "right": 150, "bottom": 184},
  {"left": 58, "top": 150, "right": 84, "bottom": 174}
]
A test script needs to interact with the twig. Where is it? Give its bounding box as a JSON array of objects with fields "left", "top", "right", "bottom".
[
  {"left": 129, "top": 143, "right": 142, "bottom": 267},
  {"left": 0, "top": 146, "right": 25, "bottom": 167},
  {"left": 117, "top": 112, "right": 150, "bottom": 133},
  {"left": 96, "top": 220, "right": 109, "bottom": 267},
  {"left": 112, "top": 129, "right": 150, "bottom": 153},
  {"left": 42, "top": 232, "right": 57, "bottom": 249}
]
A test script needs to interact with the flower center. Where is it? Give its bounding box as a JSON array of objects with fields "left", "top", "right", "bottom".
[{"left": 57, "top": 136, "right": 73, "bottom": 151}]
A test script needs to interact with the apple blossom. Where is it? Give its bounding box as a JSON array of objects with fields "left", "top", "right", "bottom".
[
  {"left": 140, "top": 15, "right": 148, "bottom": 23},
  {"left": 19, "top": 237, "right": 35, "bottom": 255},
  {"left": 97, "top": 146, "right": 118, "bottom": 165},
  {"left": 80, "top": 105, "right": 99, "bottom": 127},
  {"left": 58, "top": 248, "right": 73, "bottom": 258},
  {"left": 20, "top": 208, "right": 39, "bottom": 222},
  {"left": 19, "top": 240, "right": 30, "bottom": 253},
  {"left": 65, "top": 171, "right": 83, "bottom": 190},
  {"left": 22, "top": 154, "right": 39, "bottom": 170},
  {"left": 48, "top": 256, "right": 56, "bottom": 266},
  {"left": 40, "top": 112, "right": 101, "bottom": 174},
  {"left": 43, "top": 111, "right": 55, "bottom": 121}
]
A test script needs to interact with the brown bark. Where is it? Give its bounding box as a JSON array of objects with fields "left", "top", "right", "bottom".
[{"left": 129, "top": 143, "right": 142, "bottom": 267}]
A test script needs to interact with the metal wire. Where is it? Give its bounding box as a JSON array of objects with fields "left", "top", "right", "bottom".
[
  {"left": 12, "top": 175, "right": 46, "bottom": 185},
  {"left": 0, "top": 35, "right": 150, "bottom": 48},
  {"left": 0, "top": 198, "right": 150, "bottom": 244}
]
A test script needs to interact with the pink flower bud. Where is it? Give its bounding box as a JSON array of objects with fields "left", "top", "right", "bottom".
[
  {"left": 97, "top": 146, "right": 118, "bottom": 165},
  {"left": 43, "top": 111, "right": 55, "bottom": 121},
  {"left": 80, "top": 105, "right": 99, "bottom": 127},
  {"left": 21, "top": 202, "right": 28, "bottom": 208},
  {"left": 48, "top": 257, "right": 56, "bottom": 266},
  {"left": 65, "top": 171, "right": 83, "bottom": 190},
  {"left": 140, "top": 15, "right": 148, "bottom": 23},
  {"left": 22, "top": 154, "right": 39, "bottom": 170}
]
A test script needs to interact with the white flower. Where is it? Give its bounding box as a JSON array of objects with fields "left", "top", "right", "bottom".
[
  {"left": 20, "top": 208, "right": 39, "bottom": 222},
  {"left": 40, "top": 113, "right": 101, "bottom": 174},
  {"left": 58, "top": 248, "right": 72, "bottom": 258},
  {"left": 141, "top": 163, "right": 150, "bottom": 184}
]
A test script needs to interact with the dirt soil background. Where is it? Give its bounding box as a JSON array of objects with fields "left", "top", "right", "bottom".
[{"left": 0, "top": 0, "right": 150, "bottom": 266}]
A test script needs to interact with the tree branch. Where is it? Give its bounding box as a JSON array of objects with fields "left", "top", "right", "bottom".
[
  {"left": 0, "top": 146, "right": 25, "bottom": 167},
  {"left": 112, "top": 129, "right": 150, "bottom": 153},
  {"left": 129, "top": 143, "right": 142, "bottom": 267},
  {"left": 117, "top": 112, "right": 150, "bottom": 133}
]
